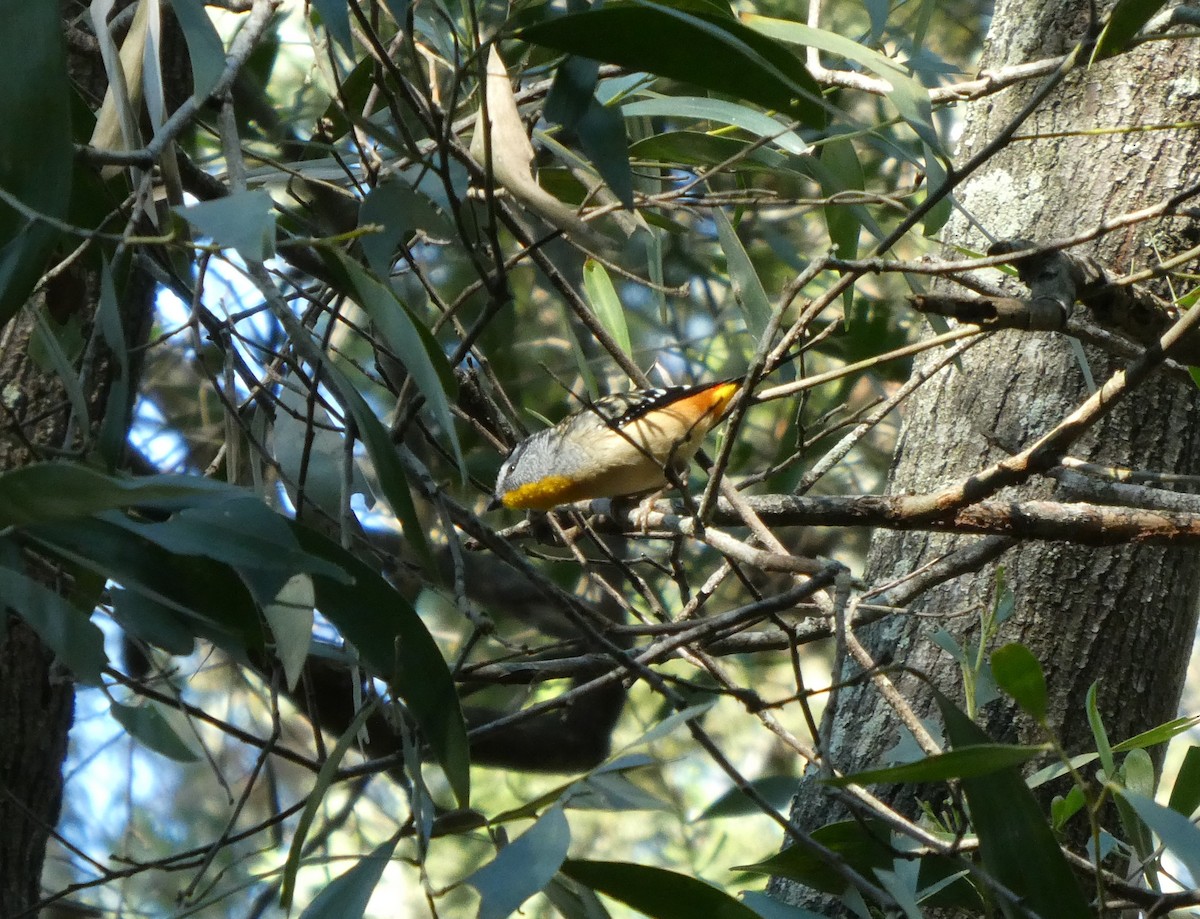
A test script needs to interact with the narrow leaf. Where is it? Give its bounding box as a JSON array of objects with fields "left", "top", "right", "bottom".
[
  {"left": 1168, "top": 746, "right": 1200, "bottom": 817},
  {"left": 261, "top": 573, "right": 314, "bottom": 692},
  {"left": 519, "top": 3, "right": 824, "bottom": 127},
  {"left": 990, "top": 643, "right": 1048, "bottom": 722},
  {"left": 1093, "top": 0, "right": 1168, "bottom": 61},
  {"left": 96, "top": 260, "right": 131, "bottom": 467},
  {"left": 337, "top": 255, "right": 464, "bottom": 478},
  {"left": 110, "top": 701, "right": 200, "bottom": 762},
  {"left": 1114, "top": 788, "right": 1200, "bottom": 882},
  {"left": 1113, "top": 713, "right": 1200, "bottom": 752},
  {"left": 314, "top": 355, "right": 430, "bottom": 563},
  {"left": 714, "top": 208, "right": 772, "bottom": 338},
  {"left": 577, "top": 98, "right": 634, "bottom": 209},
  {"left": 0, "top": 565, "right": 106, "bottom": 685},
  {"left": 824, "top": 744, "right": 1045, "bottom": 787},
  {"left": 621, "top": 97, "right": 807, "bottom": 154},
  {"left": 300, "top": 835, "right": 400, "bottom": 919},
  {"left": 0, "top": 1, "right": 72, "bottom": 328},
  {"left": 0, "top": 463, "right": 243, "bottom": 527},
  {"left": 466, "top": 807, "right": 571, "bottom": 919},
  {"left": 1086, "top": 681, "right": 1115, "bottom": 777},
  {"left": 695, "top": 775, "right": 799, "bottom": 820},
  {"left": 292, "top": 525, "right": 469, "bottom": 806},
  {"left": 583, "top": 260, "right": 632, "bottom": 358},
  {"left": 744, "top": 16, "right": 938, "bottom": 151},
  {"left": 281, "top": 701, "right": 378, "bottom": 909},
  {"left": 310, "top": 0, "right": 354, "bottom": 53},
  {"left": 176, "top": 190, "right": 276, "bottom": 263},
  {"left": 933, "top": 688, "right": 1091, "bottom": 919},
  {"left": 26, "top": 516, "right": 265, "bottom": 653},
  {"left": 562, "top": 860, "right": 760, "bottom": 919},
  {"left": 110, "top": 587, "right": 197, "bottom": 656},
  {"left": 167, "top": 0, "right": 226, "bottom": 98}
]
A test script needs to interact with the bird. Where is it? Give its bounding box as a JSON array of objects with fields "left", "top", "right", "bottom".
[{"left": 490, "top": 379, "right": 742, "bottom": 511}]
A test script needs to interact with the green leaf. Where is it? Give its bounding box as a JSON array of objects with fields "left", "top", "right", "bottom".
[
  {"left": 1086, "top": 681, "right": 1116, "bottom": 777},
  {"left": 176, "top": 190, "right": 277, "bottom": 263},
  {"left": 310, "top": 0, "right": 354, "bottom": 53},
  {"left": 1115, "top": 748, "right": 1157, "bottom": 864},
  {"left": 110, "top": 701, "right": 200, "bottom": 762},
  {"left": 26, "top": 516, "right": 265, "bottom": 654},
  {"left": 577, "top": 98, "right": 634, "bottom": 209},
  {"left": 101, "top": 498, "right": 347, "bottom": 582},
  {"left": 519, "top": 2, "right": 824, "bottom": 128},
  {"left": 818, "top": 136, "right": 864, "bottom": 261},
  {"left": 743, "top": 16, "right": 938, "bottom": 151},
  {"left": 566, "top": 771, "right": 671, "bottom": 813},
  {"left": 281, "top": 701, "right": 378, "bottom": 910},
  {"left": 546, "top": 55, "right": 601, "bottom": 130},
  {"left": 299, "top": 835, "right": 400, "bottom": 919},
  {"left": 292, "top": 525, "right": 470, "bottom": 806},
  {"left": 0, "top": 1, "right": 72, "bottom": 329},
  {"left": 29, "top": 305, "right": 90, "bottom": 440},
  {"left": 695, "top": 775, "right": 799, "bottom": 819},
  {"left": 110, "top": 587, "right": 197, "bottom": 656},
  {"left": 920, "top": 145, "right": 952, "bottom": 236},
  {"left": 561, "top": 860, "right": 760, "bottom": 919},
  {"left": 933, "top": 688, "right": 1091, "bottom": 919},
  {"left": 337, "top": 255, "right": 464, "bottom": 479},
  {"left": 1093, "top": 0, "right": 1168, "bottom": 61},
  {"left": 261, "top": 573, "right": 314, "bottom": 692},
  {"left": 619, "top": 699, "right": 717, "bottom": 752},
  {"left": 0, "top": 563, "right": 106, "bottom": 685},
  {"left": 466, "top": 807, "right": 571, "bottom": 919},
  {"left": 629, "top": 131, "right": 794, "bottom": 173},
  {"left": 0, "top": 463, "right": 244, "bottom": 527},
  {"left": 739, "top": 891, "right": 829, "bottom": 919},
  {"left": 740, "top": 819, "right": 890, "bottom": 890},
  {"left": 824, "top": 744, "right": 1046, "bottom": 787},
  {"left": 990, "top": 643, "right": 1048, "bottom": 722},
  {"left": 714, "top": 208, "right": 772, "bottom": 338},
  {"left": 1122, "top": 747, "right": 1156, "bottom": 797},
  {"left": 1113, "top": 713, "right": 1200, "bottom": 752},
  {"left": 1051, "top": 785, "right": 1086, "bottom": 831},
  {"left": 1113, "top": 788, "right": 1200, "bottom": 883},
  {"left": 621, "top": 97, "right": 807, "bottom": 155},
  {"left": 1168, "top": 746, "right": 1200, "bottom": 816},
  {"left": 96, "top": 261, "right": 131, "bottom": 468},
  {"left": 583, "top": 260, "right": 632, "bottom": 358},
  {"left": 492, "top": 755, "right": 655, "bottom": 824},
  {"left": 313, "top": 354, "right": 430, "bottom": 564},
  {"left": 358, "top": 180, "right": 452, "bottom": 277},
  {"left": 167, "top": 0, "right": 226, "bottom": 98},
  {"left": 928, "top": 627, "right": 967, "bottom": 665}
]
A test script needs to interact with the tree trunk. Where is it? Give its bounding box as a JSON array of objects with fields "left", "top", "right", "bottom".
[
  {"left": 0, "top": 4, "right": 161, "bottom": 910},
  {"left": 773, "top": 0, "right": 1200, "bottom": 904}
]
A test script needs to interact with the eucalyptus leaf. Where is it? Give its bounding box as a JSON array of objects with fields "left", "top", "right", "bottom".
[
  {"left": 562, "top": 860, "right": 760, "bottom": 919},
  {"left": 0, "top": 565, "right": 106, "bottom": 685},
  {"left": 167, "top": 0, "right": 225, "bottom": 98},
  {"left": 1114, "top": 787, "right": 1200, "bottom": 882},
  {"left": 622, "top": 97, "right": 807, "bottom": 154},
  {"left": 0, "top": 1, "right": 72, "bottom": 328},
  {"left": 466, "top": 807, "right": 571, "bottom": 919},
  {"left": 519, "top": 3, "right": 824, "bottom": 128},
  {"left": 110, "top": 701, "right": 200, "bottom": 762},
  {"left": 176, "top": 190, "right": 276, "bottom": 263},
  {"left": 300, "top": 836, "right": 400, "bottom": 919}
]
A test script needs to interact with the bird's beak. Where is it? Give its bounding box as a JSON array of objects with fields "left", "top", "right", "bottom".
[{"left": 485, "top": 495, "right": 502, "bottom": 512}]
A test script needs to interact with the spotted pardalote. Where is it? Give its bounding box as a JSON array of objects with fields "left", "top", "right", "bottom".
[{"left": 490, "top": 379, "right": 741, "bottom": 511}]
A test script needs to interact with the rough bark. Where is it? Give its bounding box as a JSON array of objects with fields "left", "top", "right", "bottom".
[
  {"left": 773, "top": 0, "right": 1200, "bottom": 905},
  {"left": 0, "top": 4, "right": 162, "bottom": 911}
]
